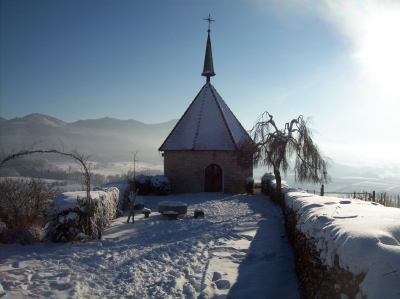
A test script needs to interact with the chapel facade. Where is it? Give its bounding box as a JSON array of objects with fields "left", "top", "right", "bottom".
[{"left": 159, "top": 17, "right": 253, "bottom": 194}]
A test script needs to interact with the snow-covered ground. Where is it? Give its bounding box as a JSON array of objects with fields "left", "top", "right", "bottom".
[{"left": 0, "top": 193, "right": 299, "bottom": 299}]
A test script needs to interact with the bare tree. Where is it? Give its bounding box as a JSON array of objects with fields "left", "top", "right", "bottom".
[
  {"left": 126, "top": 151, "right": 139, "bottom": 223},
  {"left": 249, "top": 112, "right": 331, "bottom": 201},
  {"left": 0, "top": 142, "right": 96, "bottom": 238}
]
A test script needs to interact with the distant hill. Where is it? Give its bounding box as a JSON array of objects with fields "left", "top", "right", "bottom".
[{"left": 0, "top": 113, "right": 177, "bottom": 164}]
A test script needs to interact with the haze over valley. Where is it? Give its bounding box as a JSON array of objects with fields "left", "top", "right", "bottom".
[{"left": 1, "top": 113, "right": 399, "bottom": 194}]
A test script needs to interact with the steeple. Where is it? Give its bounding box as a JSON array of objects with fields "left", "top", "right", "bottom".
[{"left": 201, "top": 14, "right": 216, "bottom": 83}]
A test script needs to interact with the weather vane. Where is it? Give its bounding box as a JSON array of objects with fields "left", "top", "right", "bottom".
[{"left": 204, "top": 14, "right": 215, "bottom": 31}]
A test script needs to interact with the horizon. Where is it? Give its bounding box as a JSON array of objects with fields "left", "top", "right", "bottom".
[{"left": 1, "top": 1, "right": 400, "bottom": 167}]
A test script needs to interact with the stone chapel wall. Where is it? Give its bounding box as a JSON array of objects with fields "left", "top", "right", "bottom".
[{"left": 163, "top": 150, "right": 253, "bottom": 194}]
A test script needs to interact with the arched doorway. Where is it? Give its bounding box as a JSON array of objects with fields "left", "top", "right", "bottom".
[{"left": 204, "top": 164, "right": 222, "bottom": 192}]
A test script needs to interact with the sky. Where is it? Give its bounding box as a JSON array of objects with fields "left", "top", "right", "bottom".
[{"left": 1, "top": 0, "right": 400, "bottom": 167}]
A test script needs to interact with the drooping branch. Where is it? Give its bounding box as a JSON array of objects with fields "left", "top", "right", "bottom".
[{"left": 250, "top": 111, "right": 331, "bottom": 199}]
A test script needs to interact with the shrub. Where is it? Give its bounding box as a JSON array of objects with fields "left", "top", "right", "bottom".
[
  {"left": 151, "top": 175, "right": 171, "bottom": 196},
  {"left": 129, "top": 175, "right": 171, "bottom": 196},
  {"left": 261, "top": 173, "right": 273, "bottom": 195},
  {"left": 245, "top": 177, "right": 254, "bottom": 195},
  {"left": 133, "top": 174, "right": 152, "bottom": 195},
  {"left": 46, "top": 188, "right": 119, "bottom": 243},
  {"left": 0, "top": 177, "right": 60, "bottom": 243},
  {"left": 0, "top": 229, "right": 35, "bottom": 245}
]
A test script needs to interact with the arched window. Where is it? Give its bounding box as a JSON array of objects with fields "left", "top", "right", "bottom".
[{"left": 204, "top": 164, "right": 222, "bottom": 192}]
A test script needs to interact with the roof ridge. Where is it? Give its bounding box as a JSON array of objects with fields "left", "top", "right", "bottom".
[
  {"left": 209, "top": 84, "right": 238, "bottom": 150},
  {"left": 191, "top": 86, "right": 207, "bottom": 149}
]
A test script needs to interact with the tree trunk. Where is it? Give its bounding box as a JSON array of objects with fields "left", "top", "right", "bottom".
[{"left": 274, "top": 168, "right": 282, "bottom": 204}]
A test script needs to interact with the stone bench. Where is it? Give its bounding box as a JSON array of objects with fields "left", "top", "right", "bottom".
[
  {"left": 163, "top": 210, "right": 179, "bottom": 220},
  {"left": 158, "top": 201, "right": 187, "bottom": 215}
]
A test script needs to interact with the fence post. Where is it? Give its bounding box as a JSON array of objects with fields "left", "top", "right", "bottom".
[
  {"left": 320, "top": 185, "right": 324, "bottom": 196},
  {"left": 353, "top": 191, "right": 356, "bottom": 199},
  {"left": 372, "top": 191, "right": 375, "bottom": 202}
]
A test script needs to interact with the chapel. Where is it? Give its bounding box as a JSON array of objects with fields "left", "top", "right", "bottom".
[{"left": 159, "top": 16, "right": 253, "bottom": 194}]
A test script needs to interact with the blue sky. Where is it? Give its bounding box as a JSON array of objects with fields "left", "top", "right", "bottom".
[{"left": 1, "top": 0, "right": 400, "bottom": 167}]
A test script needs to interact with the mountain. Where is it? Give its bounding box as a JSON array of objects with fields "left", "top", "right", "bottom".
[{"left": 0, "top": 113, "right": 177, "bottom": 164}]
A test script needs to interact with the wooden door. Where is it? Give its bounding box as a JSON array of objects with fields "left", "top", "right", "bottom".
[{"left": 204, "top": 164, "right": 222, "bottom": 192}]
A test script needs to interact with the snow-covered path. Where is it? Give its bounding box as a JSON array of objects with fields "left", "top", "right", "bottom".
[{"left": 0, "top": 193, "right": 299, "bottom": 298}]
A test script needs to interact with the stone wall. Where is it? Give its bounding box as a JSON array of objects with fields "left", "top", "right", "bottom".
[{"left": 163, "top": 150, "right": 252, "bottom": 194}]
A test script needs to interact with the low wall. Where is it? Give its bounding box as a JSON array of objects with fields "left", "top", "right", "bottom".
[{"left": 263, "top": 174, "right": 400, "bottom": 299}]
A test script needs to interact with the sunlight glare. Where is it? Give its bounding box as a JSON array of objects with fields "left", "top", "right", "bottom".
[{"left": 352, "top": 3, "right": 400, "bottom": 96}]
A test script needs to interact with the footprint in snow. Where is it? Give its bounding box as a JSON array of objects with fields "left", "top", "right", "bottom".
[
  {"left": 212, "top": 272, "right": 222, "bottom": 282},
  {"left": 215, "top": 280, "right": 230, "bottom": 290}
]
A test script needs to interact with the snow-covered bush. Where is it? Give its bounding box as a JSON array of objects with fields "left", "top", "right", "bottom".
[
  {"left": 150, "top": 175, "right": 171, "bottom": 196},
  {"left": 133, "top": 174, "right": 152, "bottom": 195},
  {"left": 261, "top": 173, "right": 272, "bottom": 195},
  {"left": 99, "top": 180, "right": 129, "bottom": 210},
  {"left": 245, "top": 177, "right": 254, "bottom": 195},
  {"left": 130, "top": 175, "right": 171, "bottom": 196},
  {"left": 46, "top": 188, "right": 119, "bottom": 243}
]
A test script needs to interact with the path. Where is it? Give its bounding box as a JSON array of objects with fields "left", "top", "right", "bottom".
[{"left": 0, "top": 193, "right": 299, "bottom": 298}]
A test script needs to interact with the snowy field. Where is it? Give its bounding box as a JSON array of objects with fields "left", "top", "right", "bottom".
[{"left": 0, "top": 193, "right": 299, "bottom": 299}]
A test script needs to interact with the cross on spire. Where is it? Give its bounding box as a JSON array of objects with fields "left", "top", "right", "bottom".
[{"left": 204, "top": 14, "right": 215, "bottom": 32}]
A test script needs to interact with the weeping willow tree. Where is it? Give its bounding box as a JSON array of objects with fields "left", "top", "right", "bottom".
[{"left": 248, "top": 112, "right": 331, "bottom": 201}]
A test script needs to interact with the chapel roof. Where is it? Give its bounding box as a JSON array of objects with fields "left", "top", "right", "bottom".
[
  {"left": 158, "top": 16, "right": 250, "bottom": 151},
  {"left": 158, "top": 82, "right": 250, "bottom": 151}
]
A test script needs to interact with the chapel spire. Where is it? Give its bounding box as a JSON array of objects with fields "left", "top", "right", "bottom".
[{"left": 201, "top": 14, "right": 216, "bottom": 83}]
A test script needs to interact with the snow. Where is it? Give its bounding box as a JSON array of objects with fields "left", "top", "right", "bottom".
[
  {"left": 52, "top": 188, "right": 119, "bottom": 213},
  {"left": 159, "top": 83, "right": 249, "bottom": 151},
  {"left": 281, "top": 185, "right": 400, "bottom": 298},
  {"left": 0, "top": 193, "right": 299, "bottom": 298},
  {"left": 2, "top": 180, "right": 399, "bottom": 298}
]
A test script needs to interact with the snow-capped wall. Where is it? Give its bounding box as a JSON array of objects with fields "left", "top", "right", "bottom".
[{"left": 264, "top": 174, "right": 400, "bottom": 299}]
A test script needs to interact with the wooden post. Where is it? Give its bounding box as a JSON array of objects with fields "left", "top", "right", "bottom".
[
  {"left": 372, "top": 191, "right": 375, "bottom": 202},
  {"left": 320, "top": 185, "right": 324, "bottom": 196}
]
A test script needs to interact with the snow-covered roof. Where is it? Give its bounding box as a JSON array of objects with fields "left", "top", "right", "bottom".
[{"left": 159, "top": 83, "right": 250, "bottom": 151}]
